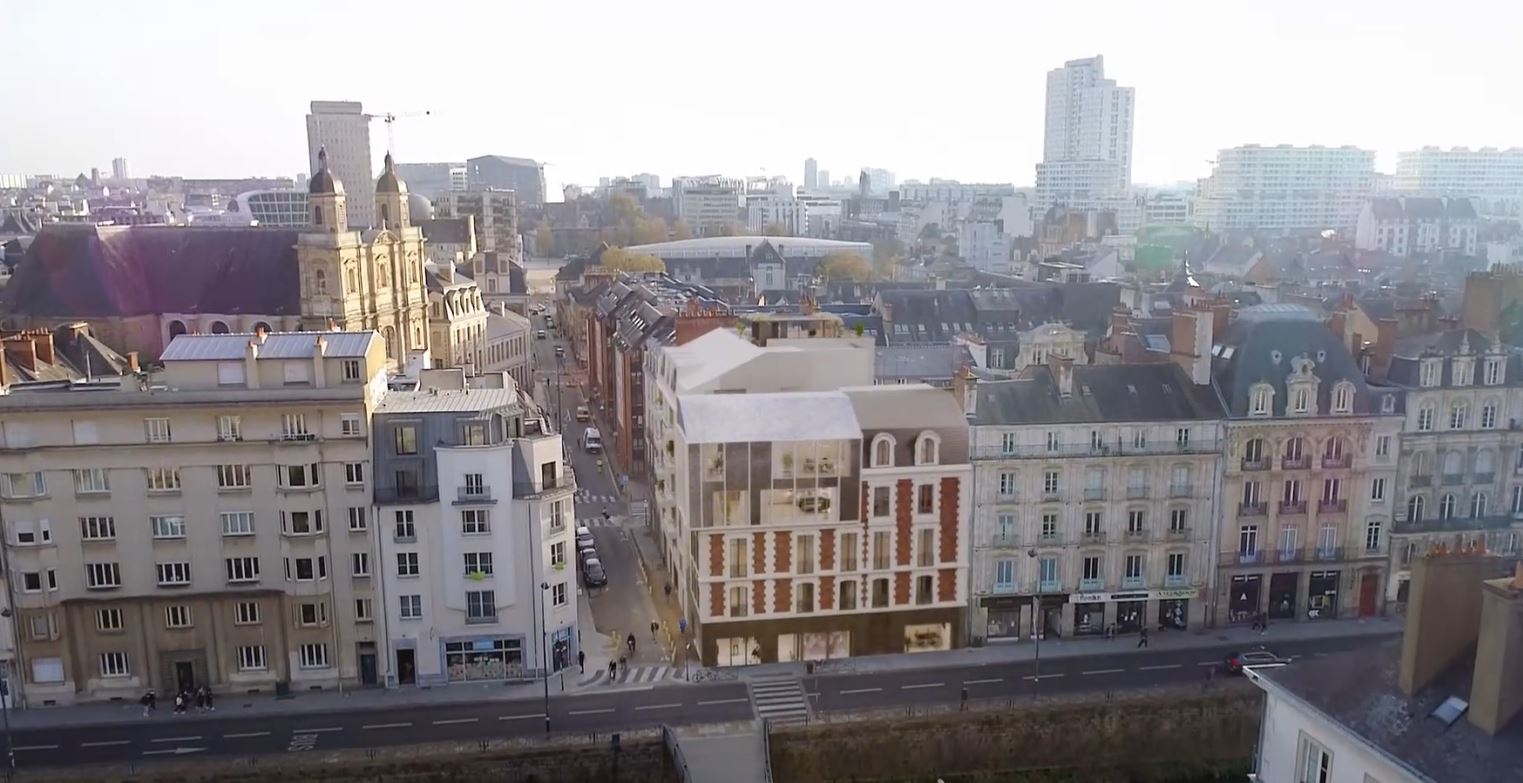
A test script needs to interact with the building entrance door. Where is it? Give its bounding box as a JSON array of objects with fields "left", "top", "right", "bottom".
[
  {"left": 174, "top": 661, "right": 196, "bottom": 694},
  {"left": 396, "top": 649, "right": 416, "bottom": 685},
  {"left": 1358, "top": 573, "right": 1379, "bottom": 617}
]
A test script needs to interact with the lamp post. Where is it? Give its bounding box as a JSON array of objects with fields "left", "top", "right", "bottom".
[
  {"left": 1027, "top": 548, "right": 1040, "bottom": 699},
  {"left": 538, "top": 581, "right": 551, "bottom": 735}
]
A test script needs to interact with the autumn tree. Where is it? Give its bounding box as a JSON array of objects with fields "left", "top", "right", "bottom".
[
  {"left": 601, "top": 246, "right": 666, "bottom": 274},
  {"left": 818, "top": 252, "right": 872, "bottom": 282},
  {"left": 533, "top": 223, "right": 556, "bottom": 257},
  {"left": 672, "top": 219, "right": 693, "bottom": 240},
  {"left": 631, "top": 216, "right": 669, "bottom": 245}
]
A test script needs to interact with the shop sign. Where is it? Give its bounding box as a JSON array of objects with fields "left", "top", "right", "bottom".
[{"left": 1068, "top": 587, "right": 1198, "bottom": 604}]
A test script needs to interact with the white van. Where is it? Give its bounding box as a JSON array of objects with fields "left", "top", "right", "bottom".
[{"left": 582, "top": 428, "right": 603, "bottom": 453}]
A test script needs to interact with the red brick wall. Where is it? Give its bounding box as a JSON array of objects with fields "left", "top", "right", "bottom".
[
  {"left": 708, "top": 534, "right": 724, "bottom": 578},
  {"left": 820, "top": 530, "right": 836, "bottom": 571},
  {"left": 710, "top": 582, "right": 725, "bottom": 617},
  {"left": 752, "top": 532, "right": 766, "bottom": 576},
  {"left": 774, "top": 531, "right": 793, "bottom": 574},
  {"left": 895, "top": 572, "right": 911, "bottom": 605},
  {"left": 896, "top": 479, "right": 913, "bottom": 566},
  {"left": 939, "top": 476, "right": 961, "bottom": 564},
  {"left": 752, "top": 580, "right": 766, "bottom": 616},
  {"left": 673, "top": 314, "right": 738, "bottom": 345},
  {"left": 774, "top": 579, "right": 792, "bottom": 614},
  {"left": 938, "top": 568, "right": 957, "bottom": 602},
  {"left": 820, "top": 576, "right": 835, "bottom": 610}
]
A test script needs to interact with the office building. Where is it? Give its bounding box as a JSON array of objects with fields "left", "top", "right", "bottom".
[
  {"left": 672, "top": 176, "right": 744, "bottom": 237},
  {"left": 371, "top": 372, "right": 576, "bottom": 686},
  {"left": 862, "top": 168, "right": 895, "bottom": 195},
  {"left": 111, "top": 158, "right": 130, "bottom": 181},
  {"left": 0, "top": 330, "right": 389, "bottom": 705},
  {"left": 465, "top": 156, "right": 545, "bottom": 207},
  {"left": 1193, "top": 145, "right": 1376, "bottom": 234},
  {"left": 1395, "top": 146, "right": 1523, "bottom": 218},
  {"left": 306, "top": 101, "right": 375, "bottom": 228},
  {"left": 231, "top": 190, "right": 310, "bottom": 227},
  {"left": 394, "top": 163, "right": 468, "bottom": 199},
  {"left": 804, "top": 158, "right": 818, "bottom": 190}
]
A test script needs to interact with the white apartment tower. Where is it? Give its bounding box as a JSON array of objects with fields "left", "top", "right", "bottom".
[
  {"left": 1035, "top": 56, "right": 1135, "bottom": 215},
  {"left": 307, "top": 101, "right": 375, "bottom": 229},
  {"left": 1193, "top": 145, "right": 1376, "bottom": 234},
  {"left": 1395, "top": 147, "right": 1523, "bottom": 218}
]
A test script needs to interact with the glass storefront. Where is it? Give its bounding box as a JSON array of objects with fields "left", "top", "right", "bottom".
[
  {"left": 987, "top": 608, "right": 1021, "bottom": 639},
  {"left": 1074, "top": 602, "right": 1106, "bottom": 636},
  {"left": 1268, "top": 573, "right": 1299, "bottom": 620},
  {"left": 444, "top": 638, "right": 523, "bottom": 682},
  {"left": 1157, "top": 599, "right": 1188, "bottom": 630},
  {"left": 1115, "top": 600, "right": 1146, "bottom": 633},
  {"left": 1308, "top": 571, "right": 1340, "bottom": 619},
  {"left": 1229, "top": 574, "right": 1262, "bottom": 623}
]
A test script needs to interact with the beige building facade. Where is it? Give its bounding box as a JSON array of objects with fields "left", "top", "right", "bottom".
[{"left": 0, "top": 331, "right": 389, "bottom": 705}]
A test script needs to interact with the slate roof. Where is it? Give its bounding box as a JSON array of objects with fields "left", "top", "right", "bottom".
[
  {"left": 974, "top": 363, "right": 1225, "bottom": 425},
  {"left": 416, "top": 218, "right": 473, "bottom": 245},
  {"left": 1, "top": 225, "right": 301, "bottom": 318},
  {"left": 159, "top": 331, "right": 376, "bottom": 361},
  {"left": 878, "top": 282, "right": 1120, "bottom": 345},
  {"left": 874, "top": 344, "right": 974, "bottom": 381},
  {"left": 2, "top": 325, "right": 133, "bottom": 384},
  {"left": 1368, "top": 196, "right": 1479, "bottom": 221},
  {"left": 1384, "top": 329, "right": 1523, "bottom": 388},
  {"left": 1209, "top": 304, "right": 1392, "bottom": 417},
  {"left": 0, "top": 212, "right": 39, "bottom": 235}
]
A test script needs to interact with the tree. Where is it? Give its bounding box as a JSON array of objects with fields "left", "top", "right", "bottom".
[
  {"left": 601, "top": 246, "right": 666, "bottom": 274},
  {"left": 631, "top": 216, "right": 669, "bottom": 245},
  {"left": 608, "top": 192, "right": 641, "bottom": 226},
  {"left": 533, "top": 223, "right": 556, "bottom": 257},
  {"left": 672, "top": 219, "right": 693, "bottom": 240},
  {"left": 919, "top": 222, "right": 942, "bottom": 240},
  {"left": 763, "top": 222, "right": 792, "bottom": 237},
  {"left": 716, "top": 222, "right": 744, "bottom": 237},
  {"left": 818, "top": 252, "right": 872, "bottom": 282}
]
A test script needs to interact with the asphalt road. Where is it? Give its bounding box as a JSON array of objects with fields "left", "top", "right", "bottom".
[{"left": 8, "top": 631, "right": 1396, "bottom": 769}]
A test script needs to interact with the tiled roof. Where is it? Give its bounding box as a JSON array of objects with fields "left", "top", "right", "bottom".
[{"left": 159, "top": 331, "right": 377, "bottom": 361}]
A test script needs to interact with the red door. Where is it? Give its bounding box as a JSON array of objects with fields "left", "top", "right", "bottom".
[{"left": 1358, "top": 574, "right": 1379, "bottom": 617}]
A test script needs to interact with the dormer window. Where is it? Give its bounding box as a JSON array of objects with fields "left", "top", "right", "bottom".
[
  {"left": 871, "top": 434, "right": 895, "bottom": 468},
  {"left": 1452, "top": 357, "right": 1473, "bottom": 387},
  {"left": 1292, "top": 387, "right": 1311, "bottom": 414},
  {"left": 915, "top": 432, "right": 941, "bottom": 466},
  {"left": 1380, "top": 394, "right": 1396, "bottom": 414},
  {"left": 1250, "top": 384, "right": 1273, "bottom": 417},
  {"left": 1485, "top": 357, "right": 1505, "bottom": 385},
  {"left": 1331, "top": 382, "right": 1354, "bottom": 414},
  {"left": 1419, "top": 359, "right": 1442, "bottom": 388}
]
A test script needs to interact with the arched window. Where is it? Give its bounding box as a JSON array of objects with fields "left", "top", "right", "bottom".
[
  {"left": 1439, "top": 493, "right": 1457, "bottom": 520},
  {"left": 1323, "top": 437, "right": 1345, "bottom": 460},
  {"left": 210, "top": 320, "right": 229, "bottom": 334},
  {"left": 1250, "top": 384, "right": 1273, "bottom": 416},
  {"left": 313, "top": 206, "right": 323, "bottom": 226},
  {"left": 1331, "top": 382, "right": 1354, "bottom": 413},
  {"left": 253, "top": 321, "right": 272, "bottom": 334},
  {"left": 1450, "top": 402, "right": 1469, "bottom": 429},
  {"left": 1471, "top": 492, "right": 1488, "bottom": 519},
  {"left": 345, "top": 265, "right": 358, "bottom": 294},
  {"left": 1243, "top": 438, "right": 1264, "bottom": 463},
  {"left": 1407, "top": 494, "right": 1425, "bottom": 522},
  {"left": 1284, "top": 436, "right": 1304, "bottom": 461},
  {"left": 314, "top": 269, "right": 327, "bottom": 294},
  {"left": 382, "top": 325, "right": 397, "bottom": 359},
  {"left": 380, "top": 203, "right": 390, "bottom": 227},
  {"left": 1442, "top": 450, "right": 1463, "bottom": 478},
  {"left": 871, "top": 434, "right": 895, "bottom": 468},
  {"left": 916, "top": 432, "right": 940, "bottom": 466},
  {"left": 167, "top": 320, "right": 188, "bottom": 339},
  {"left": 377, "top": 263, "right": 390, "bottom": 288}
]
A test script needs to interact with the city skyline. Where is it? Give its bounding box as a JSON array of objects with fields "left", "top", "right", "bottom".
[{"left": 7, "top": 0, "right": 1522, "bottom": 198}]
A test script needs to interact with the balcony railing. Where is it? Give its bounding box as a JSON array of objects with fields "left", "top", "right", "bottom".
[
  {"left": 1081, "top": 530, "right": 1106, "bottom": 543},
  {"left": 1239, "top": 502, "right": 1268, "bottom": 516},
  {"left": 1321, "top": 454, "right": 1352, "bottom": 469},
  {"left": 1041, "top": 490, "right": 1061, "bottom": 502},
  {"left": 1318, "top": 499, "right": 1348, "bottom": 514},
  {"left": 1126, "top": 486, "right": 1150, "bottom": 500},
  {"left": 1237, "top": 550, "right": 1264, "bottom": 565},
  {"left": 975, "top": 439, "right": 1224, "bottom": 460},
  {"left": 455, "top": 485, "right": 496, "bottom": 504},
  {"left": 1079, "top": 577, "right": 1104, "bottom": 591},
  {"left": 1122, "top": 576, "right": 1145, "bottom": 590},
  {"left": 1038, "top": 532, "right": 1060, "bottom": 544},
  {"left": 1038, "top": 579, "right": 1060, "bottom": 593},
  {"left": 1124, "top": 528, "right": 1148, "bottom": 541},
  {"left": 1281, "top": 456, "right": 1310, "bottom": 470},
  {"left": 1165, "top": 574, "right": 1189, "bottom": 588},
  {"left": 1410, "top": 474, "right": 1432, "bottom": 488},
  {"left": 1278, "top": 500, "right": 1307, "bottom": 515},
  {"left": 1166, "top": 526, "right": 1191, "bottom": 540},
  {"left": 1241, "top": 458, "right": 1269, "bottom": 472},
  {"left": 990, "top": 535, "right": 1019, "bottom": 548},
  {"left": 1083, "top": 488, "right": 1107, "bottom": 501},
  {"left": 1441, "top": 474, "right": 1466, "bottom": 486},
  {"left": 1315, "top": 546, "right": 1344, "bottom": 561},
  {"left": 1266, "top": 548, "right": 1305, "bottom": 564},
  {"left": 1169, "top": 484, "right": 1192, "bottom": 498}
]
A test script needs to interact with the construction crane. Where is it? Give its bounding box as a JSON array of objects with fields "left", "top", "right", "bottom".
[{"left": 364, "top": 110, "right": 431, "bottom": 156}]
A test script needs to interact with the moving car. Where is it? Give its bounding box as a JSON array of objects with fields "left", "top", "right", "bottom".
[
  {"left": 582, "top": 427, "right": 602, "bottom": 453},
  {"left": 575, "top": 405, "right": 590, "bottom": 422},
  {"left": 581, "top": 557, "right": 608, "bottom": 587},
  {"left": 1222, "top": 649, "right": 1292, "bottom": 675},
  {"left": 555, "top": 346, "right": 565, "bottom": 357},
  {"left": 536, "top": 329, "right": 547, "bottom": 340}
]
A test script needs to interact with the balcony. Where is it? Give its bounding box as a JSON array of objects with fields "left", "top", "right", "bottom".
[
  {"left": 1278, "top": 500, "right": 1307, "bottom": 515},
  {"left": 1079, "top": 577, "right": 1104, "bottom": 591},
  {"left": 1318, "top": 499, "right": 1348, "bottom": 514},
  {"left": 1041, "top": 490, "right": 1061, "bottom": 502},
  {"left": 1314, "top": 546, "right": 1344, "bottom": 561},
  {"left": 1239, "top": 502, "right": 1268, "bottom": 516},
  {"left": 465, "top": 613, "right": 498, "bottom": 626},
  {"left": 1321, "top": 454, "right": 1352, "bottom": 469},
  {"left": 1169, "top": 484, "right": 1192, "bottom": 498},
  {"left": 1410, "top": 474, "right": 1432, "bottom": 488},
  {"left": 1038, "top": 532, "right": 1060, "bottom": 545},
  {"left": 1166, "top": 526, "right": 1191, "bottom": 540},
  {"left": 1267, "top": 548, "right": 1305, "bottom": 564},
  {"left": 1237, "top": 550, "right": 1264, "bottom": 565},
  {"left": 276, "top": 432, "right": 318, "bottom": 444},
  {"left": 1474, "top": 472, "right": 1496, "bottom": 486},
  {"left": 1124, "top": 528, "right": 1148, "bottom": 541},
  {"left": 1083, "top": 488, "right": 1107, "bottom": 501},
  {"left": 1281, "top": 456, "right": 1310, "bottom": 470},
  {"left": 1241, "top": 458, "right": 1269, "bottom": 472},
  {"left": 1165, "top": 574, "right": 1189, "bottom": 588},
  {"left": 454, "top": 485, "right": 497, "bottom": 505},
  {"left": 1392, "top": 513, "right": 1518, "bottom": 534},
  {"left": 1125, "top": 485, "right": 1150, "bottom": 500},
  {"left": 1122, "top": 576, "right": 1145, "bottom": 590},
  {"left": 1441, "top": 474, "right": 1466, "bottom": 487},
  {"left": 1038, "top": 579, "right": 1060, "bottom": 593},
  {"left": 1081, "top": 530, "right": 1107, "bottom": 544},
  {"left": 990, "top": 535, "right": 1019, "bottom": 548},
  {"left": 974, "top": 439, "right": 1223, "bottom": 460}
]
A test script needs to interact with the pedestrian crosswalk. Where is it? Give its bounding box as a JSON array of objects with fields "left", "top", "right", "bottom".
[
  {"left": 578, "top": 516, "right": 621, "bottom": 528},
  {"left": 575, "top": 490, "right": 620, "bottom": 505},
  {"left": 748, "top": 675, "right": 810, "bottom": 726},
  {"left": 576, "top": 664, "right": 674, "bottom": 687}
]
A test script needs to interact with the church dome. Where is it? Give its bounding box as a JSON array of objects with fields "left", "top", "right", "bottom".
[
  {"left": 309, "top": 147, "right": 344, "bottom": 195},
  {"left": 375, "top": 152, "right": 407, "bottom": 195}
]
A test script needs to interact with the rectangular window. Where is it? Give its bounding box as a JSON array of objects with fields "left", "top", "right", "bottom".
[
  {"left": 298, "top": 643, "right": 330, "bottom": 669},
  {"left": 96, "top": 608, "right": 124, "bottom": 632},
  {"left": 1169, "top": 508, "right": 1187, "bottom": 532},
  {"left": 1297, "top": 734, "right": 1333, "bottom": 783},
  {"left": 340, "top": 413, "right": 363, "bottom": 437},
  {"left": 28, "top": 613, "right": 54, "bottom": 640},
  {"left": 145, "top": 468, "right": 180, "bottom": 492},
  {"left": 234, "top": 601, "right": 261, "bottom": 625},
  {"left": 729, "top": 585, "right": 750, "bottom": 617},
  {"left": 397, "top": 552, "right": 420, "bottom": 577},
  {"left": 1239, "top": 525, "right": 1260, "bottom": 555},
  {"left": 916, "top": 484, "right": 934, "bottom": 515},
  {"left": 466, "top": 590, "right": 497, "bottom": 622},
  {"left": 238, "top": 645, "right": 267, "bottom": 671},
  {"left": 552, "top": 582, "right": 568, "bottom": 607},
  {"left": 1376, "top": 436, "right": 1390, "bottom": 457},
  {"left": 85, "top": 562, "right": 121, "bottom": 589},
  {"left": 74, "top": 468, "right": 110, "bottom": 494},
  {"left": 995, "top": 559, "right": 1015, "bottom": 590},
  {"left": 0, "top": 471, "right": 45, "bottom": 498},
  {"left": 998, "top": 472, "right": 1016, "bottom": 496},
  {"left": 872, "top": 486, "right": 890, "bottom": 517},
  {"left": 355, "top": 598, "right": 372, "bottom": 622},
  {"left": 217, "top": 415, "right": 242, "bottom": 442},
  {"left": 298, "top": 601, "right": 328, "bottom": 627},
  {"left": 1167, "top": 552, "right": 1185, "bottom": 577},
  {"left": 351, "top": 552, "right": 370, "bottom": 577},
  {"left": 1043, "top": 470, "right": 1060, "bottom": 495},
  {"left": 164, "top": 605, "right": 192, "bottom": 629},
  {"left": 100, "top": 652, "right": 130, "bottom": 678},
  {"left": 463, "top": 552, "right": 494, "bottom": 576},
  {"left": 872, "top": 531, "right": 891, "bottom": 570},
  {"left": 217, "top": 464, "right": 252, "bottom": 489},
  {"left": 217, "top": 361, "right": 245, "bottom": 385},
  {"left": 461, "top": 509, "right": 490, "bottom": 534},
  {"left": 80, "top": 515, "right": 116, "bottom": 541},
  {"left": 344, "top": 463, "right": 365, "bottom": 485},
  {"left": 839, "top": 532, "right": 858, "bottom": 572},
  {"left": 281, "top": 413, "right": 311, "bottom": 439},
  {"left": 399, "top": 594, "right": 423, "bottom": 619},
  {"left": 1039, "top": 557, "right": 1057, "bottom": 586},
  {"left": 348, "top": 507, "right": 368, "bottom": 531},
  {"left": 226, "top": 556, "right": 260, "bottom": 583},
  {"left": 342, "top": 359, "right": 363, "bottom": 382},
  {"left": 871, "top": 577, "right": 890, "bottom": 608},
  {"left": 915, "top": 529, "right": 934, "bottom": 567},
  {"left": 394, "top": 425, "right": 418, "bottom": 455},
  {"left": 838, "top": 580, "right": 859, "bottom": 610},
  {"left": 144, "top": 417, "right": 172, "bottom": 444},
  {"left": 1045, "top": 431, "right": 1059, "bottom": 452},
  {"left": 155, "top": 561, "right": 191, "bottom": 586},
  {"left": 394, "top": 510, "right": 416, "bottom": 540},
  {"left": 280, "top": 463, "right": 319, "bottom": 488},
  {"left": 1000, "top": 433, "right": 1016, "bottom": 454},
  {"left": 914, "top": 575, "right": 933, "bottom": 605},
  {"left": 1127, "top": 509, "right": 1146, "bottom": 533},
  {"left": 1365, "top": 520, "right": 1382, "bottom": 553},
  {"left": 1124, "top": 554, "right": 1143, "bottom": 579},
  {"left": 283, "top": 510, "right": 323, "bottom": 535},
  {"left": 1082, "top": 555, "right": 1100, "bottom": 581},
  {"left": 150, "top": 515, "right": 186, "bottom": 539},
  {"left": 550, "top": 541, "right": 567, "bottom": 567},
  {"left": 1370, "top": 478, "right": 1386, "bottom": 502}
]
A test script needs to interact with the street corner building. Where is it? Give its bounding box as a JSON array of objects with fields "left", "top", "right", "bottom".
[{"left": 643, "top": 329, "right": 972, "bottom": 666}]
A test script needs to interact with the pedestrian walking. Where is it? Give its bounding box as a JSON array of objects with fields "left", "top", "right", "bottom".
[
  {"left": 627, "top": 632, "right": 636, "bottom": 655},
  {"left": 1136, "top": 628, "right": 1150, "bottom": 648},
  {"left": 173, "top": 692, "right": 185, "bottom": 715},
  {"left": 618, "top": 655, "right": 627, "bottom": 677},
  {"left": 1250, "top": 613, "right": 1263, "bottom": 632},
  {"left": 577, "top": 649, "right": 586, "bottom": 673},
  {"left": 204, "top": 687, "right": 215, "bottom": 712},
  {"left": 140, "top": 690, "right": 156, "bottom": 718},
  {"left": 1258, "top": 612, "right": 1269, "bottom": 636},
  {"left": 650, "top": 620, "right": 659, "bottom": 640},
  {"left": 194, "top": 687, "right": 206, "bottom": 711}
]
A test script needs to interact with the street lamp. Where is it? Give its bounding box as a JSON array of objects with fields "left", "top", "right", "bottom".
[
  {"left": 1027, "top": 548, "right": 1040, "bottom": 699},
  {"left": 538, "top": 581, "right": 551, "bottom": 736}
]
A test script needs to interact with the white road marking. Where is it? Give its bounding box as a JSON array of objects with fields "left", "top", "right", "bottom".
[
  {"left": 1197, "top": 661, "right": 1221, "bottom": 667},
  {"left": 963, "top": 677, "right": 1003, "bottom": 685},
  {"left": 1021, "top": 673, "right": 1065, "bottom": 681},
  {"left": 142, "top": 746, "right": 205, "bottom": 756},
  {"left": 82, "top": 740, "right": 131, "bottom": 748},
  {"left": 222, "top": 732, "right": 270, "bottom": 739},
  {"left": 839, "top": 687, "right": 882, "bottom": 695},
  {"left": 12, "top": 745, "right": 58, "bottom": 751},
  {"left": 569, "top": 708, "right": 616, "bottom": 715},
  {"left": 697, "top": 697, "right": 749, "bottom": 705},
  {"left": 1082, "top": 668, "right": 1125, "bottom": 675},
  {"left": 431, "top": 718, "right": 478, "bottom": 726},
  {"left": 1139, "top": 664, "right": 1183, "bottom": 671},
  {"left": 151, "top": 736, "right": 201, "bottom": 743},
  {"left": 634, "top": 703, "right": 682, "bottom": 711},
  {"left": 297, "top": 727, "right": 344, "bottom": 733},
  {"left": 901, "top": 682, "right": 944, "bottom": 690},
  {"left": 361, "top": 722, "right": 412, "bottom": 730},
  {"left": 498, "top": 713, "right": 545, "bottom": 721}
]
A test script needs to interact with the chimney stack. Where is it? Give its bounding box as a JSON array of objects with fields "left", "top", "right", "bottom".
[
  {"left": 1373, "top": 317, "right": 1398, "bottom": 378},
  {"left": 1469, "top": 561, "right": 1523, "bottom": 735},
  {"left": 126, "top": 351, "right": 140, "bottom": 374},
  {"left": 3, "top": 337, "right": 37, "bottom": 372}
]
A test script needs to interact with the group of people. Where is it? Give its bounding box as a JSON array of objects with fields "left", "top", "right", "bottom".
[{"left": 138, "top": 686, "right": 215, "bottom": 717}]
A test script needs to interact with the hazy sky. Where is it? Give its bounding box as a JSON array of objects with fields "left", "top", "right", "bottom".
[{"left": 8, "top": 0, "right": 1521, "bottom": 196}]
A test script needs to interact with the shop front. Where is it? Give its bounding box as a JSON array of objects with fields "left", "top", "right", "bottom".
[
  {"left": 1228, "top": 574, "right": 1262, "bottom": 623},
  {"left": 1154, "top": 587, "right": 1195, "bottom": 630},
  {"left": 443, "top": 636, "right": 525, "bottom": 682},
  {"left": 981, "top": 595, "right": 1026, "bottom": 640},
  {"left": 1268, "top": 573, "right": 1299, "bottom": 620},
  {"left": 1072, "top": 602, "right": 1106, "bottom": 636},
  {"left": 1114, "top": 597, "right": 1147, "bottom": 634},
  {"left": 1308, "top": 570, "right": 1340, "bottom": 619}
]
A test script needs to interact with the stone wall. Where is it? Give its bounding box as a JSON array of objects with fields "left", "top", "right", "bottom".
[{"left": 768, "top": 689, "right": 1263, "bottom": 783}]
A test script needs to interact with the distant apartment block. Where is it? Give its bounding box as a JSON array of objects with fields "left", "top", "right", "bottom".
[
  {"left": 1035, "top": 55, "right": 1134, "bottom": 214},
  {"left": 672, "top": 176, "right": 744, "bottom": 236},
  {"left": 465, "top": 156, "right": 544, "bottom": 207},
  {"left": 1355, "top": 197, "right": 1479, "bottom": 257},
  {"left": 1193, "top": 145, "right": 1376, "bottom": 234},
  {"left": 1395, "top": 146, "right": 1523, "bottom": 218}
]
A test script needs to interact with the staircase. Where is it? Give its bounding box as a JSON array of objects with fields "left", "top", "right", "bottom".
[{"left": 747, "top": 675, "right": 810, "bottom": 726}]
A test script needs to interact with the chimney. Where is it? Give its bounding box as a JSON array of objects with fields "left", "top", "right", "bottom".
[
  {"left": 1373, "top": 317, "right": 1398, "bottom": 377},
  {"left": 243, "top": 337, "right": 261, "bottom": 389},
  {"left": 26, "top": 330, "right": 54, "bottom": 366},
  {"left": 254, "top": 324, "right": 269, "bottom": 344},
  {"left": 1049, "top": 354, "right": 1075, "bottom": 397},
  {"left": 1399, "top": 552, "right": 1513, "bottom": 696},
  {"left": 1469, "top": 561, "right": 1523, "bottom": 735},
  {"left": 1327, "top": 311, "right": 1348, "bottom": 350},
  {"left": 126, "top": 351, "right": 140, "bottom": 374},
  {"left": 3, "top": 337, "right": 36, "bottom": 372},
  {"left": 1109, "top": 306, "right": 1130, "bottom": 342}
]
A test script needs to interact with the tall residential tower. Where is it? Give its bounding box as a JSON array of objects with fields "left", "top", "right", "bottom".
[
  {"left": 1034, "top": 55, "right": 1135, "bottom": 214},
  {"left": 306, "top": 101, "right": 375, "bottom": 228}
]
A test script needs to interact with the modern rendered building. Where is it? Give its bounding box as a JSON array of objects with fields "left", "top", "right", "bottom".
[
  {"left": 1395, "top": 146, "right": 1523, "bottom": 218},
  {"left": 306, "top": 101, "right": 374, "bottom": 228},
  {"left": 671, "top": 176, "right": 744, "bottom": 237},
  {"left": 231, "top": 189, "right": 310, "bottom": 227},
  {"left": 0, "top": 330, "right": 388, "bottom": 705},
  {"left": 1034, "top": 55, "right": 1135, "bottom": 214},
  {"left": 1193, "top": 145, "right": 1376, "bottom": 234},
  {"left": 371, "top": 372, "right": 576, "bottom": 686}
]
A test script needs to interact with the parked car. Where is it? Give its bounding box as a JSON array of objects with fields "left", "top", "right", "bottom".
[
  {"left": 582, "top": 557, "right": 608, "bottom": 587},
  {"left": 1222, "top": 649, "right": 1292, "bottom": 675},
  {"left": 579, "top": 545, "right": 598, "bottom": 567},
  {"left": 536, "top": 329, "right": 547, "bottom": 340},
  {"left": 575, "top": 525, "right": 594, "bottom": 546},
  {"left": 575, "top": 405, "right": 590, "bottom": 422},
  {"left": 555, "top": 346, "right": 565, "bottom": 357}
]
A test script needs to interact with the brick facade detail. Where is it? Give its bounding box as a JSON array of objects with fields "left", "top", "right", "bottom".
[
  {"left": 752, "top": 532, "right": 766, "bottom": 576},
  {"left": 774, "top": 579, "right": 792, "bottom": 614},
  {"left": 819, "top": 576, "right": 835, "bottom": 610},
  {"left": 938, "top": 476, "right": 960, "bottom": 564},
  {"left": 895, "top": 571, "right": 911, "bottom": 605},
  {"left": 710, "top": 582, "right": 725, "bottom": 617},
  {"left": 820, "top": 529, "right": 836, "bottom": 571},
  {"left": 895, "top": 479, "right": 913, "bottom": 566},
  {"left": 938, "top": 568, "right": 957, "bottom": 602},
  {"left": 774, "top": 531, "right": 792, "bottom": 574},
  {"left": 708, "top": 534, "right": 724, "bottom": 578},
  {"left": 752, "top": 580, "right": 767, "bottom": 616}
]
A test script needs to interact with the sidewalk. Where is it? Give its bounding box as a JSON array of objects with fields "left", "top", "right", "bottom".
[
  {"left": 626, "top": 509, "right": 690, "bottom": 675},
  {"left": 737, "top": 614, "right": 1405, "bottom": 679}
]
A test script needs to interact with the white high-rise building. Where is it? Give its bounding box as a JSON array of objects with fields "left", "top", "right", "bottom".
[
  {"left": 804, "top": 158, "right": 818, "bottom": 190},
  {"left": 307, "top": 101, "right": 375, "bottom": 228},
  {"left": 1395, "top": 147, "right": 1523, "bottom": 218},
  {"left": 1193, "top": 145, "right": 1376, "bottom": 234},
  {"left": 1035, "top": 56, "right": 1134, "bottom": 214},
  {"left": 110, "top": 157, "right": 130, "bottom": 181}
]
